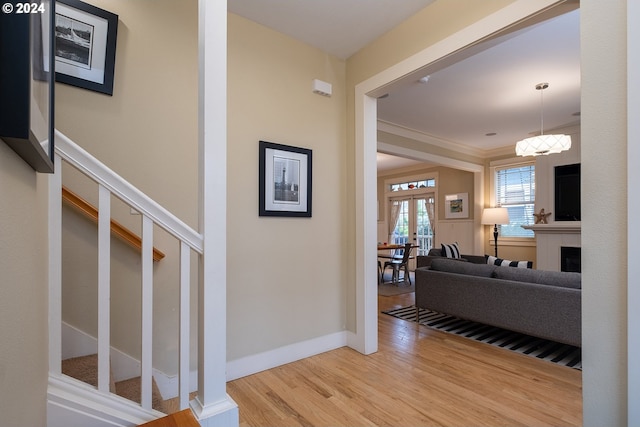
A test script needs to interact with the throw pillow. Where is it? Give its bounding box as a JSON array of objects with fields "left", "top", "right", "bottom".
[
  {"left": 486, "top": 255, "right": 533, "bottom": 269},
  {"left": 441, "top": 242, "right": 461, "bottom": 259}
]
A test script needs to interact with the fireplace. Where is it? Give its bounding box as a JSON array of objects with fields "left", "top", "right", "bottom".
[{"left": 561, "top": 246, "right": 581, "bottom": 273}]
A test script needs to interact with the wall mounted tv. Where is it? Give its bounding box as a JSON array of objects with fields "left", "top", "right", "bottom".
[
  {"left": 555, "top": 163, "right": 581, "bottom": 221},
  {"left": 0, "top": 1, "right": 55, "bottom": 173}
]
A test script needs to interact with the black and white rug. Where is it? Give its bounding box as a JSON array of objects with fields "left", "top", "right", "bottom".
[{"left": 382, "top": 306, "right": 582, "bottom": 370}]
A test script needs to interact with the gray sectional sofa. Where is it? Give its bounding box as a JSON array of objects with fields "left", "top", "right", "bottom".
[{"left": 414, "top": 257, "right": 582, "bottom": 347}]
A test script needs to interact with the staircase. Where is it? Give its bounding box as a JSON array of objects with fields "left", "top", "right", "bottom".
[
  {"left": 47, "top": 131, "right": 218, "bottom": 426},
  {"left": 61, "top": 353, "right": 199, "bottom": 427},
  {"left": 61, "top": 354, "right": 190, "bottom": 414}
]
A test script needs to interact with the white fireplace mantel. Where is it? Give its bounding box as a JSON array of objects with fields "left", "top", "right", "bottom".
[
  {"left": 523, "top": 222, "right": 581, "bottom": 271},
  {"left": 522, "top": 222, "right": 581, "bottom": 234}
]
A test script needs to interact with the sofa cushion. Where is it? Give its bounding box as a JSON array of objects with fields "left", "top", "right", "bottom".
[
  {"left": 487, "top": 255, "right": 533, "bottom": 269},
  {"left": 492, "top": 267, "right": 581, "bottom": 289},
  {"left": 430, "top": 257, "right": 497, "bottom": 278},
  {"left": 441, "top": 242, "right": 461, "bottom": 259}
]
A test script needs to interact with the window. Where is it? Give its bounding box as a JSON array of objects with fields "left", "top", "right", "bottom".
[
  {"left": 495, "top": 164, "right": 535, "bottom": 237},
  {"left": 389, "top": 178, "right": 435, "bottom": 192}
]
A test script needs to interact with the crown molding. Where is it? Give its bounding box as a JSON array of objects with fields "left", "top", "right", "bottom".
[{"left": 377, "top": 120, "right": 582, "bottom": 160}]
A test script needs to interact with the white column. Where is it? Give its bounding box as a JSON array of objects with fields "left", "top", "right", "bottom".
[
  {"left": 97, "top": 185, "right": 111, "bottom": 394},
  {"left": 191, "top": 0, "right": 238, "bottom": 425},
  {"left": 141, "top": 215, "right": 153, "bottom": 409},
  {"left": 628, "top": 0, "right": 640, "bottom": 424},
  {"left": 352, "top": 86, "right": 378, "bottom": 355},
  {"left": 179, "top": 241, "right": 191, "bottom": 410}
]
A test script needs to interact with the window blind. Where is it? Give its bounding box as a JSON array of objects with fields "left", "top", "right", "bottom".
[{"left": 496, "top": 165, "right": 535, "bottom": 237}]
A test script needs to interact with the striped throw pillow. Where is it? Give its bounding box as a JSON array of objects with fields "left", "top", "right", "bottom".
[
  {"left": 441, "top": 242, "right": 461, "bottom": 259},
  {"left": 487, "top": 255, "right": 532, "bottom": 269}
]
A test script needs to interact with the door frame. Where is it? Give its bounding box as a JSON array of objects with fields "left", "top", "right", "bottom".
[{"left": 349, "top": 0, "right": 564, "bottom": 356}]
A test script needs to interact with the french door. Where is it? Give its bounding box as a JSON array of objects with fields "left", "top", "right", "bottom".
[{"left": 389, "top": 194, "right": 435, "bottom": 269}]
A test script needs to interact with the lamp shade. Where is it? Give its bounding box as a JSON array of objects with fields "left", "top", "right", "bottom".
[{"left": 481, "top": 207, "right": 510, "bottom": 225}]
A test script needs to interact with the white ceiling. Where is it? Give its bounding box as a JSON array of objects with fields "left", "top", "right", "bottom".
[
  {"left": 227, "top": 1, "right": 581, "bottom": 171},
  {"left": 227, "top": 0, "right": 437, "bottom": 60}
]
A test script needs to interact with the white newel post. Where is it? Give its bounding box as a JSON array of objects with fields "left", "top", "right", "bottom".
[{"left": 191, "top": 1, "right": 239, "bottom": 426}]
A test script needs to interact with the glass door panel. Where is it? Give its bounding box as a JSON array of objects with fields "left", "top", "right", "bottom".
[{"left": 390, "top": 194, "right": 435, "bottom": 270}]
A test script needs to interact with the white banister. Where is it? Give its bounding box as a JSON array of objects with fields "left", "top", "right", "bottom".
[
  {"left": 98, "top": 185, "right": 111, "bottom": 393},
  {"left": 179, "top": 241, "right": 190, "bottom": 410},
  {"left": 55, "top": 130, "right": 203, "bottom": 254},
  {"left": 141, "top": 215, "right": 153, "bottom": 410},
  {"left": 50, "top": 132, "right": 206, "bottom": 419}
]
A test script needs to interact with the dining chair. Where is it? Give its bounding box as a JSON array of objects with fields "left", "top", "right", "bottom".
[{"left": 382, "top": 243, "right": 414, "bottom": 285}]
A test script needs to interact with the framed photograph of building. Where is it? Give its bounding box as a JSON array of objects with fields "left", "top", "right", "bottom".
[
  {"left": 259, "top": 140, "right": 312, "bottom": 217},
  {"left": 55, "top": 0, "right": 118, "bottom": 95}
]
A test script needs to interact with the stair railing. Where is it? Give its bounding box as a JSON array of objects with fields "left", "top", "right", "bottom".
[{"left": 48, "top": 130, "right": 202, "bottom": 412}]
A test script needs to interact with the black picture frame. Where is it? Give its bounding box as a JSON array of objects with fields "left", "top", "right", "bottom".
[
  {"left": 259, "top": 141, "right": 312, "bottom": 217},
  {"left": 0, "top": 0, "right": 56, "bottom": 173},
  {"left": 55, "top": 0, "right": 118, "bottom": 95}
]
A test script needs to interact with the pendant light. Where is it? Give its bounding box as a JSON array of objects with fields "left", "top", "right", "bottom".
[{"left": 515, "top": 83, "right": 571, "bottom": 156}]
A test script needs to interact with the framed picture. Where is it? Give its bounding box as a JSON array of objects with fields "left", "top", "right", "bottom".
[
  {"left": 0, "top": 0, "right": 55, "bottom": 173},
  {"left": 259, "top": 140, "right": 312, "bottom": 217},
  {"left": 444, "top": 193, "right": 469, "bottom": 219},
  {"left": 55, "top": 0, "right": 118, "bottom": 95}
]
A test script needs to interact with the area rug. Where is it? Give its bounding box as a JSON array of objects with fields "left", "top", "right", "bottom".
[{"left": 382, "top": 306, "right": 582, "bottom": 370}]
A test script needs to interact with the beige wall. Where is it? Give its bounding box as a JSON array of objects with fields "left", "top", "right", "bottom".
[
  {"left": 226, "top": 14, "right": 347, "bottom": 359},
  {"left": 347, "top": 0, "right": 514, "bottom": 86},
  {"left": 56, "top": 0, "right": 198, "bottom": 226},
  {"left": 55, "top": 0, "right": 198, "bottom": 375},
  {"left": 0, "top": 144, "right": 49, "bottom": 426}
]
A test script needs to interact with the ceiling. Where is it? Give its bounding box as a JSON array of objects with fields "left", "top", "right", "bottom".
[{"left": 227, "top": 1, "right": 581, "bottom": 171}]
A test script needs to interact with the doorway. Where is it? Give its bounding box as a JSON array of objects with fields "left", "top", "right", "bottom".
[
  {"left": 353, "top": 1, "right": 571, "bottom": 356},
  {"left": 388, "top": 194, "right": 435, "bottom": 269}
]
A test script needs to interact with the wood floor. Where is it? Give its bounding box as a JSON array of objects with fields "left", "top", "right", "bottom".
[{"left": 227, "top": 292, "right": 582, "bottom": 426}]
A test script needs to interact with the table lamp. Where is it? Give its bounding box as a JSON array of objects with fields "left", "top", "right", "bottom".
[{"left": 481, "top": 207, "right": 510, "bottom": 257}]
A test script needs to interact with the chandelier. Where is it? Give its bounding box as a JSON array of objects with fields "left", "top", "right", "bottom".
[{"left": 515, "top": 83, "right": 571, "bottom": 156}]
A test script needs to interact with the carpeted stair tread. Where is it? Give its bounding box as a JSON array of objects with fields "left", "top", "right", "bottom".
[
  {"left": 62, "top": 353, "right": 190, "bottom": 416},
  {"left": 61, "top": 354, "right": 116, "bottom": 393},
  {"left": 115, "top": 376, "right": 166, "bottom": 413}
]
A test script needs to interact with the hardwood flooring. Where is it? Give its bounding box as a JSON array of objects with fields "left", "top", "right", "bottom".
[
  {"left": 227, "top": 292, "right": 582, "bottom": 426},
  {"left": 139, "top": 409, "right": 200, "bottom": 427}
]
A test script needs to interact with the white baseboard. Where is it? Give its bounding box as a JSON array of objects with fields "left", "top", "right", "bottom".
[{"left": 225, "top": 331, "right": 350, "bottom": 381}]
